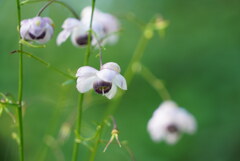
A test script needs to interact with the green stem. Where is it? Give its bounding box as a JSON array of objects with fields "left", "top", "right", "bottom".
[
  {"left": 71, "top": 94, "right": 84, "bottom": 161},
  {"left": 71, "top": 1, "right": 96, "bottom": 161},
  {"left": 13, "top": 50, "right": 75, "bottom": 80},
  {"left": 85, "top": 0, "right": 96, "bottom": 66},
  {"left": 16, "top": 0, "right": 24, "bottom": 160},
  {"left": 89, "top": 22, "right": 152, "bottom": 161},
  {"left": 21, "top": 0, "right": 79, "bottom": 19},
  {"left": 140, "top": 65, "right": 171, "bottom": 100},
  {"left": 37, "top": 0, "right": 55, "bottom": 16},
  {"left": 0, "top": 102, "right": 19, "bottom": 107}
]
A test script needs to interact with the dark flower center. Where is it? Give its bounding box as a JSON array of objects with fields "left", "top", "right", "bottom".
[
  {"left": 166, "top": 124, "right": 178, "bottom": 133},
  {"left": 76, "top": 34, "right": 92, "bottom": 46},
  {"left": 93, "top": 80, "right": 112, "bottom": 94},
  {"left": 29, "top": 31, "right": 46, "bottom": 40}
]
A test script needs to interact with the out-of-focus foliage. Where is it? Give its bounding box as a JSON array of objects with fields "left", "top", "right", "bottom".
[{"left": 0, "top": 0, "right": 240, "bottom": 161}]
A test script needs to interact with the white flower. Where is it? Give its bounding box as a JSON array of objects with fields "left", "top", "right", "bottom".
[
  {"left": 81, "top": 6, "right": 120, "bottom": 45},
  {"left": 57, "top": 7, "right": 120, "bottom": 47},
  {"left": 57, "top": 18, "right": 89, "bottom": 47},
  {"left": 20, "top": 16, "right": 54, "bottom": 44},
  {"left": 147, "top": 101, "right": 196, "bottom": 144},
  {"left": 76, "top": 62, "right": 127, "bottom": 99}
]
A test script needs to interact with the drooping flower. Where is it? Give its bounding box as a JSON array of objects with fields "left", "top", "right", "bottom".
[
  {"left": 76, "top": 62, "right": 127, "bottom": 99},
  {"left": 57, "top": 6, "right": 120, "bottom": 47},
  {"left": 147, "top": 101, "right": 196, "bottom": 144},
  {"left": 57, "top": 18, "right": 89, "bottom": 47},
  {"left": 20, "top": 16, "right": 54, "bottom": 44},
  {"left": 81, "top": 6, "right": 120, "bottom": 45}
]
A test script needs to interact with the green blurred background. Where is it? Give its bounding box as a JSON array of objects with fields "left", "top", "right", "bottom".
[{"left": 1, "top": 0, "right": 240, "bottom": 160}]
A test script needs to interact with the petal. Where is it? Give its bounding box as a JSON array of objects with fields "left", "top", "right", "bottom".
[
  {"left": 62, "top": 18, "right": 81, "bottom": 30},
  {"left": 81, "top": 7, "right": 120, "bottom": 46},
  {"left": 76, "top": 76, "right": 96, "bottom": 93},
  {"left": 96, "top": 69, "right": 118, "bottom": 82},
  {"left": 36, "top": 23, "right": 54, "bottom": 44},
  {"left": 165, "top": 133, "right": 180, "bottom": 144},
  {"left": 20, "top": 20, "right": 31, "bottom": 40},
  {"left": 104, "top": 84, "right": 117, "bottom": 99},
  {"left": 71, "top": 24, "right": 89, "bottom": 47},
  {"left": 101, "top": 62, "right": 121, "bottom": 73},
  {"left": 76, "top": 66, "right": 98, "bottom": 77},
  {"left": 113, "top": 74, "right": 127, "bottom": 90},
  {"left": 43, "top": 17, "right": 53, "bottom": 25},
  {"left": 147, "top": 117, "right": 165, "bottom": 142},
  {"left": 176, "top": 108, "right": 197, "bottom": 134},
  {"left": 57, "top": 30, "right": 71, "bottom": 46},
  {"left": 28, "top": 17, "right": 46, "bottom": 36}
]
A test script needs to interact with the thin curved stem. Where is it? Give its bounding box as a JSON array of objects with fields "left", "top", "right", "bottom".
[
  {"left": 16, "top": 0, "right": 24, "bottom": 160},
  {"left": 37, "top": 0, "right": 55, "bottom": 16},
  {"left": 140, "top": 65, "right": 171, "bottom": 100},
  {"left": 11, "top": 50, "right": 75, "bottom": 80},
  {"left": 92, "top": 32, "right": 103, "bottom": 68},
  {"left": 0, "top": 102, "right": 19, "bottom": 107},
  {"left": 84, "top": 0, "right": 96, "bottom": 66},
  {"left": 71, "top": 1, "right": 96, "bottom": 161},
  {"left": 21, "top": 0, "right": 79, "bottom": 19}
]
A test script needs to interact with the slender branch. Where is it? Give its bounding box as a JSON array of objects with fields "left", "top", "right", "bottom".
[
  {"left": 85, "top": 0, "right": 96, "bottom": 66},
  {"left": 12, "top": 50, "right": 75, "bottom": 80},
  {"left": 16, "top": 0, "right": 24, "bottom": 160},
  {"left": 37, "top": 0, "right": 55, "bottom": 16},
  {"left": 140, "top": 65, "right": 171, "bottom": 100},
  {"left": 71, "top": 1, "right": 96, "bottom": 161},
  {"left": 110, "top": 116, "right": 117, "bottom": 130},
  {"left": 92, "top": 32, "right": 103, "bottom": 68},
  {"left": 117, "top": 13, "right": 145, "bottom": 30},
  {"left": 21, "top": 0, "right": 79, "bottom": 19},
  {"left": 71, "top": 94, "right": 84, "bottom": 161},
  {"left": 0, "top": 102, "right": 19, "bottom": 107},
  {"left": 122, "top": 143, "right": 136, "bottom": 161}
]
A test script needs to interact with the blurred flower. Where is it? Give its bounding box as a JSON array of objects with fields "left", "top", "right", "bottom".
[
  {"left": 57, "top": 6, "right": 120, "bottom": 47},
  {"left": 147, "top": 101, "right": 196, "bottom": 144},
  {"left": 57, "top": 18, "right": 89, "bottom": 47},
  {"left": 81, "top": 6, "right": 120, "bottom": 46},
  {"left": 76, "top": 62, "right": 127, "bottom": 99},
  {"left": 20, "top": 17, "right": 54, "bottom": 44}
]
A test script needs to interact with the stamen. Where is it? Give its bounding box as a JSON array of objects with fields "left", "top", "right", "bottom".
[{"left": 93, "top": 80, "right": 112, "bottom": 94}]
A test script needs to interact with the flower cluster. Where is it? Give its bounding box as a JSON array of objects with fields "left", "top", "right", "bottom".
[
  {"left": 19, "top": 6, "right": 125, "bottom": 99},
  {"left": 17, "top": 2, "right": 198, "bottom": 155},
  {"left": 20, "top": 6, "right": 119, "bottom": 47},
  {"left": 57, "top": 6, "right": 119, "bottom": 47},
  {"left": 147, "top": 101, "right": 196, "bottom": 144}
]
